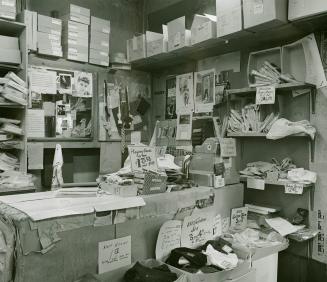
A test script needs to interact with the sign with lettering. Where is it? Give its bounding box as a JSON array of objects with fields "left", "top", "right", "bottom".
[
  {"left": 155, "top": 220, "right": 182, "bottom": 260},
  {"left": 98, "top": 236, "right": 131, "bottom": 274},
  {"left": 247, "top": 178, "right": 265, "bottom": 190},
  {"left": 256, "top": 85, "right": 275, "bottom": 105},
  {"left": 128, "top": 145, "right": 158, "bottom": 172},
  {"left": 181, "top": 210, "right": 214, "bottom": 248},
  {"left": 230, "top": 207, "right": 248, "bottom": 230},
  {"left": 285, "top": 183, "right": 304, "bottom": 195},
  {"left": 220, "top": 138, "right": 237, "bottom": 157}
]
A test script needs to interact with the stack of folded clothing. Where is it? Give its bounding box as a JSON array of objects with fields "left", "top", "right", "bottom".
[
  {"left": 0, "top": 72, "right": 28, "bottom": 106},
  {"left": 166, "top": 238, "right": 239, "bottom": 274}
]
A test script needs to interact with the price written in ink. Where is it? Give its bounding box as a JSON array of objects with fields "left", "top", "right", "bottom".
[
  {"left": 256, "top": 85, "right": 276, "bottom": 105},
  {"left": 128, "top": 146, "right": 158, "bottom": 172},
  {"left": 230, "top": 207, "right": 248, "bottom": 230},
  {"left": 284, "top": 183, "right": 304, "bottom": 195}
]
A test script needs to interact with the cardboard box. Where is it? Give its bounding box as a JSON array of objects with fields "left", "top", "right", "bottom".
[
  {"left": 37, "top": 31, "right": 61, "bottom": 43},
  {"left": 216, "top": 0, "right": 248, "bottom": 38},
  {"left": 38, "top": 14, "right": 62, "bottom": 31},
  {"left": 127, "top": 34, "right": 146, "bottom": 62},
  {"left": 167, "top": 16, "right": 191, "bottom": 51},
  {"left": 242, "top": 0, "right": 288, "bottom": 31},
  {"left": 191, "top": 14, "right": 217, "bottom": 45},
  {"left": 91, "top": 16, "right": 110, "bottom": 34},
  {"left": 0, "top": 48, "right": 21, "bottom": 64},
  {"left": 0, "top": 35, "right": 19, "bottom": 50},
  {"left": 146, "top": 26, "right": 168, "bottom": 57},
  {"left": 288, "top": 0, "right": 327, "bottom": 21}
]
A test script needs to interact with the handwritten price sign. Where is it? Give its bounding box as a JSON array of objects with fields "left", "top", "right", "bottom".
[
  {"left": 230, "top": 207, "right": 248, "bottom": 230},
  {"left": 128, "top": 145, "right": 158, "bottom": 172},
  {"left": 256, "top": 85, "right": 276, "bottom": 105},
  {"left": 284, "top": 183, "right": 304, "bottom": 195}
]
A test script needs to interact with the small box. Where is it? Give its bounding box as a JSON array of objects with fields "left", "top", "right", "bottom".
[
  {"left": 191, "top": 14, "right": 217, "bottom": 45},
  {"left": 167, "top": 16, "right": 191, "bottom": 51},
  {"left": 216, "top": 0, "right": 249, "bottom": 38},
  {"left": 0, "top": 48, "right": 21, "bottom": 64},
  {"left": 242, "top": 0, "right": 288, "bottom": 31},
  {"left": 146, "top": 25, "right": 168, "bottom": 57},
  {"left": 142, "top": 171, "right": 167, "bottom": 195},
  {"left": 90, "top": 16, "right": 110, "bottom": 34},
  {"left": 288, "top": 0, "right": 327, "bottom": 21},
  {"left": 0, "top": 35, "right": 19, "bottom": 50},
  {"left": 127, "top": 34, "right": 146, "bottom": 62}
]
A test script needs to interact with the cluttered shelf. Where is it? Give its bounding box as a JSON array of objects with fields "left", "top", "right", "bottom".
[
  {"left": 130, "top": 15, "right": 327, "bottom": 71},
  {"left": 0, "top": 18, "right": 25, "bottom": 36},
  {"left": 240, "top": 176, "right": 313, "bottom": 188},
  {"left": 227, "top": 82, "right": 316, "bottom": 96}
]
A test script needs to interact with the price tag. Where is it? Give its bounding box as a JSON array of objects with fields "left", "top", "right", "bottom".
[
  {"left": 256, "top": 85, "right": 275, "bottom": 104},
  {"left": 128, "top": 145, "right": 158, "bottom": 172},
  {"left": 220, "top": 138, "right": 237, "bottom": 157},
  {"left": 230, "top": 207, "right": 248, "bottom": 230},
  {"left": 98, "top": 236, "right": 131, "bottom": 274},
  {"left": 247, "top": 178, "right": 265, "bottom": 190},
  {"left": 214, "top": 175, "right": 225, "bottom": 188},
  {"left": 285, "top": 183, "right": 304, "bottom": 195}
]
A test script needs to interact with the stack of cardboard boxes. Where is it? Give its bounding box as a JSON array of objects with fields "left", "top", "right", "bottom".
[
  {"left": 89, "top": 16, "right": 110, "bottom": 67},
  {"left": 37, "top": 14, "right": 62, "bottom": 57},
  {"left": 0, "top": 35, "right": 21, "bottom": 65},
  {"left": 0, "top": 0, "right": 16, "bottom": 21},
  {"left": 63, "top": 4, "right": 90, "bottom": 63}
]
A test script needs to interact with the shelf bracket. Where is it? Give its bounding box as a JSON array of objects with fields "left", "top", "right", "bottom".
[
  {"left": 310, "top": 138, "right": 316, "bottom": 163},
  {"left": 311, "top": 88, "right": 317, "bottom": 115}
]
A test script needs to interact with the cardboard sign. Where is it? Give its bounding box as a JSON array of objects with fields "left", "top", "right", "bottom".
[
  {"left": 181, "top": 209, "right": 214, "bottom": 248},
  {"left": 98, "top": 236, "right": 131, "bottom": 274},
  {"left": 220, "top": 138, "right": 237, "bottom": 157},
  {"left": 230, "top": 207, "right": 248, "bottom": 230},
  {"left": 247, "top": 178, "right": 265, "bottom": 190},
  {"left": 128, "top": 146, "right": 157, "bottom": 172},
  {"left": 155, "top": 220, "right": 182, "bottom": 260},
  {"left": 256, "top": 85, "right": 275, "bottom": 105},
  {"left": 285, "top": 183, "right": 304, "bottom": 195}
]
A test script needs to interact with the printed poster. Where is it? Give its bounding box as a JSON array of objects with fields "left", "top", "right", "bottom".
[
  {"left": 176, "top": 73, "right": 194, "bottom": 113},
  {"left": 194, "top": 69, "right": 215, "bottom": 113}
]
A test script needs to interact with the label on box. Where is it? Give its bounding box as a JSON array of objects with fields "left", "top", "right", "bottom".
[
  {"left": 98, "top": 236, "right": 131, "bottom": 274},
  {"left": 285, "top": 183, "right": 304, "bottom": 195},
  {"left": 132, "top": 37, "right": 138, "bottom": 51},
  {"left": 247, "top": 178, "right": 265, "bottom": 190},
  {"left": 199, "top": 21, "right": 210, "bottom": 31},
  {"left": 231, "top": 207, "right": 248, "bottom": 230},
  {"left": 256, "top": 85, "right": 275, "bottom": 105},
  {"left": 220, "top": 138, "right": 237, "bottom": 157},
  {"left": 253, "top": 0, "right": 264, "bottom": 15}
]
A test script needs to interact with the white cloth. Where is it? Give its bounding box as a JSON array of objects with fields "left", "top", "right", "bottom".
[{"left": 203, "top": 244, "right": 238, "bottom": 270}]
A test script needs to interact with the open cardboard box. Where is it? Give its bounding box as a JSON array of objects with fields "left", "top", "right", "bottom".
[{"left": 247, "top": 47, "right": 282, "bottom": 85}]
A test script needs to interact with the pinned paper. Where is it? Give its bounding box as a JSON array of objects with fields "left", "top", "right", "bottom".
[
  {"left": 131, "top": 131, "right": 141, "bottom": 145},
  {"left": 98, "top": 236, "right": 131, "bottom": 274},
  {"left": 29, "top": 68, "right": 57, "bottom": 94},
  {"left": 231, "top": 207, "right": 248, "bottom": 230},
  {"left": 285, "top": 183, "right": 304, "bottom": 195},
  {"left": 26, "top": 109, "right": 45, "bottom": 138},
  {"left": 256, "top": 85, "right": 275, "bottom": 105},
  {"left": 155, "top": 220, "right": 182, "bottom": 260},
  {"left": 28, "top": 143, "right": 44, "bottom": 170},
  {"left": 220, "top": 138, "right": 237, "bottom": 157},
  {"left": 247, "top": 178, "right": 265, "bottom": 190},
  {"left": 181, "top": 209, "right": 214, "bottom": 248}
]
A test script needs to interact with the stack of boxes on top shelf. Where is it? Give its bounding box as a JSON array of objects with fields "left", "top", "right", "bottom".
[
  {"left": 63, "top": 4, "right": 90, "bottom": 63},
  {"left": 37, "top": 14, "right": 63, "bottom": 57},
  {"left": 89, "top": 16, "right": 110, "bottom": 66},
  {"left": 0, "top": 0, "right": 16, "bottom": 21}
]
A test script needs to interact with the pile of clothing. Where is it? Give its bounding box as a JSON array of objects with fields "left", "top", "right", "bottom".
[
  {"left": 228, "top": 104, "right": 279, "bottom": 134},
  {"left": 240, "top": 158, "right": 317, "bottom": 184},
  {"left": 165, "top": 238, "right": 240, "bottom": 274}
]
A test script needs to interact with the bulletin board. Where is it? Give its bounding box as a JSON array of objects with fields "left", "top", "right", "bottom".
[{"left": 28, "top": 65, "right": 95, "bottom": 140}]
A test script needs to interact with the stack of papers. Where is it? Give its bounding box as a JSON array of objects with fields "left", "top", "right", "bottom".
[{"left": 0, "top": 72, "right": 27, "bottom": 106}]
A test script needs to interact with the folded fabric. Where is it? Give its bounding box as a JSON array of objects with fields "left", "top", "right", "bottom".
[
  {"left": 203, "top": 244, "right": 238, "bottom": 270},
  {"left": 266, "top": 118, "right": 316, "bottom": 140},
  {"left": 124, "top": 262, "right": 177, "bottom": 282},
  {"left": 166, "top": 247, "right": 207, "bottom": 269}
]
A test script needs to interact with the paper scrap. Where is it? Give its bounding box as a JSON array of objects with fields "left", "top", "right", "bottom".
[
  {"left": 155, "top": 220, "right": 182, "bottom": 261},
  {"left": 230, "top": 207, "right": 248, "bottom": 230},
  {"left": 28, "top": 143, "right": 44, "bottom": 170},
  {"left": 98, "top": 236, "right": 131, "bottom": 274},
  {"left": 26, "top": 109, "right": 45, "bottom": 138},
  {"left": 29, "top": 68, "right": 57, "bottom": 94},
  {"left": 265, "top": 217, "right": 305, "bottom": 236}
]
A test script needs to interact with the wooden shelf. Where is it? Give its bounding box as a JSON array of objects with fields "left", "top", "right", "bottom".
[
  {"left": 227, "top": 82, "right": 315, "bottom": 96},
  {"left": 28, "top": 139, "right": 101, "bottom": 149},
  {"left": 227, "top": 132, "right": 308, "bottom": 138},
  {"left": 130, "top": 15, "right": 327, "bottom": 71},
  {"left": 0, "top": 102, "right": 25, "bottom": 108},
  {"left": 240, "top": 176, "right": 312, "bottom": 188},
  {"left": 0, "top": 19, "right": 25, "bottom": 36}
]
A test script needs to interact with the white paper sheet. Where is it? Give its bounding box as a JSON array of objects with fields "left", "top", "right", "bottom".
[
  {"left": 26, "top": 109, "right": 45, "bottom": 138},
  {"left": 29, "top": 68, "right": 57, "bottom": 94},
  {"left": 265, "top": 217, "right": 305, "bottom": 236}
]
